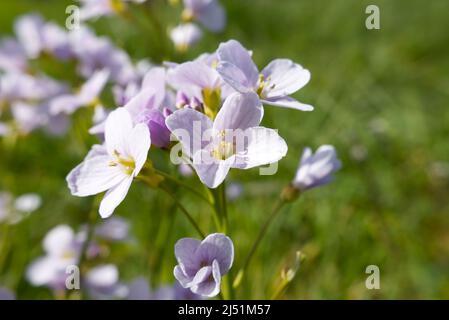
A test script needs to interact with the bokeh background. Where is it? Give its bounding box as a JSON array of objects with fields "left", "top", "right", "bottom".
[{"left": 1, "top": 0, "right": 449, "bottom": 299}]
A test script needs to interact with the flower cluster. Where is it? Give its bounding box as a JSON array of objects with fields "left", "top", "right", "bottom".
[{"left": 1, "top": 7, "right": 343, "bottom": 300}]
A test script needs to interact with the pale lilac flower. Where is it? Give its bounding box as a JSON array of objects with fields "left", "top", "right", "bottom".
[
  {"left": 293, "top": 145, "right": 341, "bottom": 191},
  {"left": 14, "top": 193, "right": 41, "bottom": 213},
  {"left": 0, "top": 288, "right": 15, "bottom": 300},
  {"left": 166, "top": 92, "right": 288, "bottom": 188},
  {"left": 89, "top": 105, "right": 109, "bottom": 135},
  {"left": 94, "top": 217, "right": 130, "bottom": 241},
  {"left": 85, "top": 264, "right": 128, "bottom": 299},
  {"left": 0, "top": 72, "right": 67, "bottom": 102},
  {"left": 174, "top": 233, "right": 234, "bottom": 297},
  {"left": 126, "top": 278, "right": 200, "bottom": 300},
  {"left": 10, "top": 102, "right": 48, "bottom": 135},
  {"left": 0, "top": 38, "right": 28, "bottom": 73},
  {"left": 14, "top": 14, "right": 45, "bottom": 59},
  {"left": 79, "top": 0, "right": 147, "bottom": 21},
  {"left": 217, "top": 39, "right": 313, "bottom": 111},
  {"left": 50, "top": 69, "right": 109, "bottom": 115},
  {"left": 182, "top": 0, "right": 226, "bottom": 32},
  {"left": 126, "top": 277, "right": 152, "bottom": 300},
  {"left": 66, "top": 108, "right": 151, "bottom": 218},
  {"left": 226, "top": 182, "right": 243, "bottom": 201},
  {"left": 26, "top": 225, "right": 83, "bottom": 289},
  {"left": 70, "top": 27, "right": 137, "bottom": 86},
  {"left": 170, "top": 23, "right": 203, "bottom": 52}
]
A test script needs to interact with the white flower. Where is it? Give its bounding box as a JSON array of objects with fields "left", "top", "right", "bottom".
[
  {"left": 170, "top": 23, "right": 203, "bottom": 51},
  {"left": 293, "top": 145, "right": 341, "bottom": 191},
  {"left": 14, "top": 193, "right": 42, "bottom": 213},
  {"left": 66, "top": 108, "right": 151, "bottom": 218}
]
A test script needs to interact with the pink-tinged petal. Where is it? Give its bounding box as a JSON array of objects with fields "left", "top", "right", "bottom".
[
  {"left": 262, "top": 96, "right": 314, "bottom": 111},
  {"left": 196, "top": 0, "right": 226, "bottom": 32},
  {"left": 43, "top": 225, "right": 74, "bottom": 256},
  {"left": 192, "top": 151, "right": 234, "bottom": 188},
  {"left": 175, "top": 238, "right": 202, "bottom": 273},
  {"left": 213, "top": 92, "right": 263, "bottom": 131},
  {"left": 105, "top": 108, "right": 134, "bottom": 156},
  {"left": 126, "top": 123, "right": 151, "bottom": 175},
  {"left": 234, "top": 127, "right": 288, "bottom": 169},
  {"left": 197, "top": 233, "right": 234, "bottom": 274},
  {"left": 261, "top": 59, "right": 310, "bottom": 98},
  {"left": 165, "top": 108, "right": 213, "bottom": 158},
  {"left": 67, "top": 145, "right": 126, "bottom": 197},
  {"left": 99, "top": 176, "right": 133, "bottom": 218},
  {"left": 217, "top": 40, "right": 259, "bottom": 91},
  {"left": 124, "top": 88, "right": 159, "bottom": 122}
]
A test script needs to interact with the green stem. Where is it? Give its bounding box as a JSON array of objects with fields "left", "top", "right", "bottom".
[
  {"left": 234, "top": 199, "right": 286, "bottom": 288},
  {"left": 153, "top": 168, "right": 213, "bottom": 207},
  {"left": 159, "top": 184, "right": 205, "bottom": 238}
]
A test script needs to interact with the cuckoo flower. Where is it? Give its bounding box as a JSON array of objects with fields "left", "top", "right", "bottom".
[
  {"left": 170, "top": 23, "right": 203, "bottom": 52},
  {"left": 26, "top": 225, "right": 83, "bottom": 289},
  {"left": 166, "top": 92, "right": 288, "bottom": 188},
  {"left": 217, "top": 39, "right": 313, "bottom": 111},
  {"left": 182, "top": 0, "right": 226, "bottom": 32},
  {"left": 293, "top": 145, "right": 341, "bottom": 191},
  {"left": 66, "top": 108, "right": 150, "bottom": 217},
  {"left": 174, "top": 233, "right": 234, "bottom": 297},
  {"left": 79, "top": 0, "right": 147, "bottom": 21},
  {"left": 50, "top": 69, "right": 109, "bottom": 115}
]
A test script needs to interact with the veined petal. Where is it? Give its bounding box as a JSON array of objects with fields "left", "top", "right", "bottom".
[
  {"left": 262, "top": 96, "right": 314, "bottom": 111},
  {"left": 67, "top": 145, "right": 126, "bottom": 197},
  {"left": 165, "top": 108, "right": 213, "bottom": 158},
  {"left": 234, "top": 127, "right": 287, "bottom": 169},
  {"left": 197, "top": 233, "right": 234, "bottom": 274},
  {"left": 175, "top": 238, "right": 202, "bottom": 273},
  {"left": 174, "top": 265, "right": 193, "bottom": 288},
  {"left": 192, "top": 150, "right": 234, "bottom": 188},
  {"left": 217, "top": 40, "right": 258, "bottom": 91},
  {"left": 99, "top": 176, "right": 133, "bottom": 218},
  {"left": 213, "top": 92, "right": 263, "bottom": 131},
  {"left": 261, "top": 59, "right": 310, "bottom": 98},
  {"left": 105, "top": 108, "right": 134, "bottom": 156}
]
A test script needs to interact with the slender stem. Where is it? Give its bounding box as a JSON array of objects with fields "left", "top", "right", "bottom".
[
  {"left": 220, "top": 181, "right": 229, "bottom": 233},
  {"left": 153, "top": 168, "right": 213, "bottom": 207},
  {"left": 159, "top": 184, "right": 205, "bottom": 238},
  {"left": 235, "top": 199, "right": 286, "bottom": 287}
]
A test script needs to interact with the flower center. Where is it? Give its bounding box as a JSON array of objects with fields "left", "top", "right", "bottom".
[
  {"left": 256, "top": 74, "right": 275, "bottom": 98},
  {"left": 110, "top": 0, "right": 126, "bottom": 13},
  {"left": 109, "top": 150, "right": 136, "bottom": 175},
  {"left": 211, "top": 131, "right": 235, "bottom": 160}
]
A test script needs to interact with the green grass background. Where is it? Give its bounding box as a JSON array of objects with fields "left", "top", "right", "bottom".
[{"left": 1, "top": 0, "right": 449, "bottom": 299}]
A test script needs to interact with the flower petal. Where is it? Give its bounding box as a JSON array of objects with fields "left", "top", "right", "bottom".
[
  {"left": 191, "top": 260, "right": 221, "bottom": 297},
  {"left": 234, "top": 127, "right": 288, "bottom": 169},
  {"left": 196, "top": 0, "right": 226, "bottom": 32},
  {"left": 126, "top": 123, "right": 151, "bottom": 176},
  {"left": 67, "top": 144, "right": 126, "bottom": 197},
  {"left": 262, "top": 96, "right": 313, "bottom": 111},
  {"left": 261, "top": 59, "right": 310, "bottom": 98},
  {"left": 192, "top": 150, "right": 234, "bottom": 188},
  {"left": 197, "top": 233, "right": 234, "bottom": 274},
  {"left": 99, "top": 176, "right": 133, "bottom": 218},
  {"left": 213, "top": 92, "right": 263, "bottom": 131},
  {"left": 43, "top": 225, "right": 74, "bottom": 256},
  {"left": 165, "top": 108, "right": 213, "bottom": 158},
  {"left": 105, "top": 108, "right": 134, "bottom": 156},
  {"left": 175, "top": 238, "right": 202, "bottom": 273},
  {"left": 217, "top": 40, "right": 259, "bottom": 92}
]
